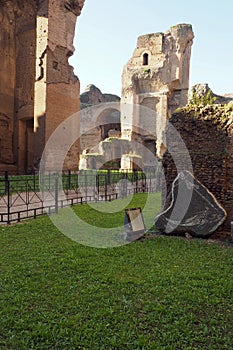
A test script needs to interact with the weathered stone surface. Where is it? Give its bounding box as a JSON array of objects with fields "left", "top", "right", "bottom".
[
  {"left": 79, "top": 137, "right": 131, "bottom": 170},
  {"left": 189, "top": 84, "right": 233, "bottom": 105},
  {"left": 124, "top": 208, "right": 146, "bottom": 242},
  {"left": 0, "top": 0, "right": 85, "bottom": 174},
  {"left": 121, "top": 24, "right": 194, "bottom": 158},
  {"left": 155, "top": 171, "right": 227, "bottom": 237},
  {"left": 80, "top": 86, "right": 121, "bottom": 156},
  {"left": 80, "top": 84, "right": 120, "bottom": 109}
]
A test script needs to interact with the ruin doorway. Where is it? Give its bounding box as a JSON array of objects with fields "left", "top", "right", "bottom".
[
  {"left": 97, "top": 108, "right": 121, "bottom": 141},
  {"left": 18, "top": 119, "right": 35, "bottom": 174}
]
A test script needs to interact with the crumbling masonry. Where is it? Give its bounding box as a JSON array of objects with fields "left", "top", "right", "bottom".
[
  {"left": 79, "top": 24, "right": 195, "bottom": 171},
  {"left": 161, "top": 102, "right": 233, "bottom": 237},
  {"left": 121, "top": 24, "right": 194, "bottom": 160},
  {"left": 0, "top": 0, "right": 85, "bottom": 174}
]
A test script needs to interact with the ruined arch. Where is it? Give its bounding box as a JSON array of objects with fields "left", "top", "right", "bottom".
[{"left": 96, "top": 107, "right": 121, "bottom": 140}]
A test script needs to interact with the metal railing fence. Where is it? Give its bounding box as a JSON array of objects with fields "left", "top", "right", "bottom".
[{"left": 0, "top": 169, "right": 161, "bottom": 224}]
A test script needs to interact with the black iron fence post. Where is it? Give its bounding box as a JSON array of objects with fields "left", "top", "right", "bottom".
[
  {"left": 55, "top": 174, "right": 59, "bottom": 214},
  {"left": 125, "top": 171, "right": 128, "bottom": 196},
  {"left": 96, "top": 173, "right": 99, "bottom": 199},
  {"left": 4, "top": 171, "right": 8, "bottom": 195},
  {"left": 150, "top": 170, "right": 153, "bottom": 192},
  {"left": 48, "top": 171, "right": 51, "bottom": 190},
  {"left": 85, "top": 171, "right": 88, "bottom": 202},
  {"left": 105, "top": 171, "right": 108, "bottom": 201},
  {"left": 33, "top": 171, "right": 36, "bottom": 191},
  {"left": 135, "top": 170, "right": 138, "bottom": 193},
  {"left": 76, "top": 171, "right": 79, "bottom": 191},
  {"left": 68, "top": 170, "right": 71, "bottom": 190},
  {"left": 107, "top": 169, "right": 111, "bottom": 185},
  {"left": 142, "top": 172, "right": 147, "bottom": 192},
  {"left": 6, "top": 178, "right": 10, "bottom": 224}
]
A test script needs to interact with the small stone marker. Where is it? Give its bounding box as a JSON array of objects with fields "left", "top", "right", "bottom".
[
  {"left": 124, "top": 208, "right": 146, "bottom": 242},
  {"left": 155, "top": 171, "right": 227, "bottom": 238}
]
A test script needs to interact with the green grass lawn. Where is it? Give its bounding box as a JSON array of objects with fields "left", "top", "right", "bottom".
[
  {"left": 52, "top": 192, "right": 160, "bottom": 248},
  {"left": 0, "top": 194, "right": 232, "bottom": 349}
]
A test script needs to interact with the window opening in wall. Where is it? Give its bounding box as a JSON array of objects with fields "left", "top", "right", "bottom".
[
  {"left": 143, "top": 53, "right": 149, "bottom": 65},
  {"left": 53, "top": 61, "right": 58, "bottom": 70}
]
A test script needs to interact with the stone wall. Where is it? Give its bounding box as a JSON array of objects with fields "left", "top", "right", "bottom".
[
  {"left": 162, "top": 103, "right": 233, "bottom": 237},
  {"left": 0, "top": 0, "right": 85, "bottom": 174},
  {"left": 0, "top": 0, "right": 37, "bottom": 172},
  {"left": 79, "top": 85, "right": 121, "bottom": 155},
  {"left": 121, "top": 24, "right": 194, "bottom": 158},
  {"left": 189, "top": 83, "right": 233, "bottom": 105},
  {"left": 80, "top": 84, "right": 120, "bottom": 109}
]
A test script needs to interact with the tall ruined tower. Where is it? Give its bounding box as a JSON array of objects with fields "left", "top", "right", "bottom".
[
  {"left": 0, "top": 0, "right": 85, "bottom": 174},
  {"left": 121, "top": 24, "right": 194, "bottom": 158}
]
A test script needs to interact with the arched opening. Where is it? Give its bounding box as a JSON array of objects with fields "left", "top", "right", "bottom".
[
  {"left": 143, "top": 53, "right": 149, "bottom": 65},
  {"left": 97, "top": 108, "right": 121, "bottom": 141}
]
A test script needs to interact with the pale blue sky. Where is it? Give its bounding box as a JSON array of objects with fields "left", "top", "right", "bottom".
[{"left": 70, "top": 0, "right": 233, "bottom": 97}]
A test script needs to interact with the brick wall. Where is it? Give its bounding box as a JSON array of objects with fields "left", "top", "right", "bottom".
[{"left": 162, "top": 104, "right": 233, "bottom": 238}]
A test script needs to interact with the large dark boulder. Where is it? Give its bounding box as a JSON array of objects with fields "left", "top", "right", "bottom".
[{"left": 155, "top": 171, "right": 226, "bottom": 238}]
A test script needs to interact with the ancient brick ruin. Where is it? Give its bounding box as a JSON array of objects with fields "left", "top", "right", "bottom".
[
  {"left": 80, "top": 84, "right": 120, "bottom": 110},
  {"left": 79, "top": 24, "right": 195, "bottom": 171},
  {"left": 1, "top": 5, "right": 232, "bottom": 237},
  {"left": 121, "top": 24, "right": 194, "bottom": 159},
  {"left": 0, "top": 0, "right": 85, "bottom": 174},
  {"left": 162, "top": 102, "right": 233, "bottom": 237},
  {"left": 79, "top": 84, "right": 121, "bottom": 157}
]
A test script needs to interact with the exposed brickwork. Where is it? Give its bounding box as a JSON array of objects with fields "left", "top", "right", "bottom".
[
  {"left": 0, "top": 0, "right": 85, "bottom": 174},
  {"left": 121, "top": 24, "right": 194, "bottom": 159},
  {"left": 162, "top": 104, "right": 233, "bottom": 237}
]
